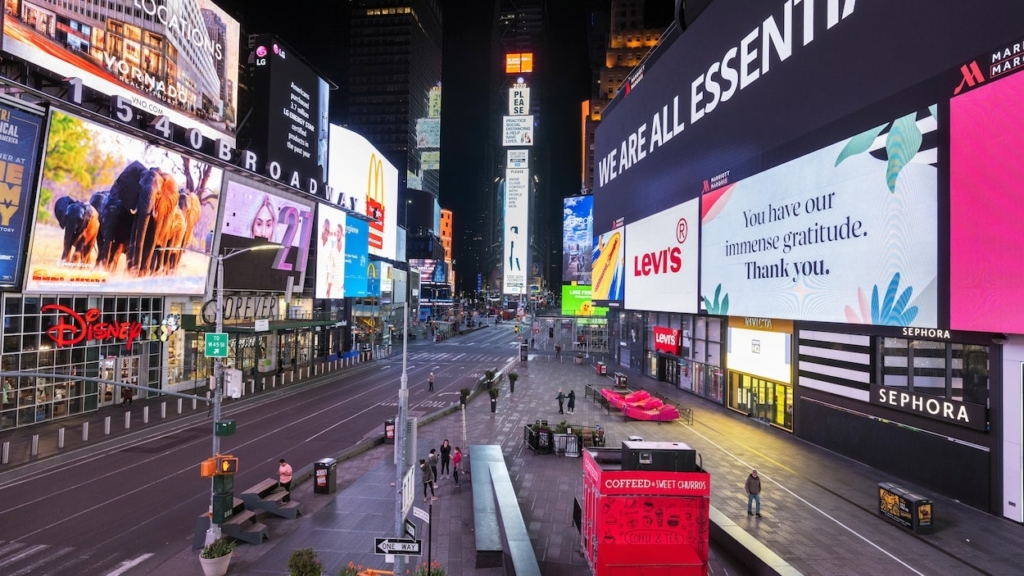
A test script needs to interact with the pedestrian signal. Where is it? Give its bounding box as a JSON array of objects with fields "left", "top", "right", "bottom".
[
  {"left": 215, "top": 455, "right": 238, "bottom": 475},
  {"left": 200, "top": 457, "right": 217, "bottom": 478}
]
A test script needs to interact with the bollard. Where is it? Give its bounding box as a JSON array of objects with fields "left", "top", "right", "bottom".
[
  {"left": 272, "top": 375, "right": 276, "bottom": 388},
  {"left": 290, "top": 371, "right": 294, "bottom": 384},
  {"left": 124, "top": 412, "right": 131, "bottom": 429},
  {"left": 82, "top": 422, "right": 89, "bottom": 442},
  {"left": 177, "top": 398, "right": 183, "bottom": 414},
  {"left": 58, "top": 427, "right": 65, "bottom": 449},
  {"left": 161, "top": 402, "right": 166, "bottom": 419},
  {"left": 250, "top": 380, "right": 255, "bottom": 395},
  {"left": 104, "top": 416, "right": 111, "bottom": 435},
  {"left": 315, "top": 364, "right": 319, "bottom": 376},
  {"left": 143, "top": 406, "right": 149, "bottom": 424},
  {"left": 31, "top": 434, "right": 38, "bottom": 456},
  {"left": 1, "top": 441, "right": 8, "bottom": 464},
  {"left": 192, "top": 397, "right": 197, "bottom": 410},
  {"left": 206, "top": 391, "right": 211, "bottom": 401}
]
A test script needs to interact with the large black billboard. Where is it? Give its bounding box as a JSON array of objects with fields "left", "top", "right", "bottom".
[
  {"left": 247, "top": 35, "right": 330, "bottom": 196},
  {"left": 593, "top": 0, "right": 1024, "bottom": 232},
  {"left": 0, "top": 99, "right": 43, "bottom": 288}
]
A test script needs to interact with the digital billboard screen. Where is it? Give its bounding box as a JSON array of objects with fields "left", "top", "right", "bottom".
[
  {"left": 343, "top": 214, "right": 369, "bottom": 298},
  {"left": 562, "top": 196, "right": 592, "bottom": 284},
  {"left": 26, "top": 110, "right": 222, "bottom": 294},
  {"left": 411, "top": 259, "right": 447, "bottom": 286},
  {"left": 625, "top": 199, "right": 698, "bottom": 313},
  {"left": 327, "top": 125, "right": 399, "bottom": 260},
  {"left": 950, "top": 63, "right": 1024, "bottom": 332},
  {"left": 503, "top": 168, "right": 529, "bottom": 295},
  {"left": 700, "top": 107, "right": 937, "bottom": 325},
  {"left": 561, "top": 285, "right": 607, "bottom": 317},
  {"left": 249, "top": 35, "right": 330, "bottom": 193},
  {"left": 217, "top": 175, "right": 314, "bottom": 292},
  {"left": 502, "top": 116, "right": 533, "bottom": 147},
  {"left": 2, "top": 0, "right": 240, "bottom": 144},
  {"left": 591, "top": 227, "right": 625, "bottom": 306},
  {"left": 0, "top": 100, "right": 44, "bottom": 288},
  {"left": 315, "top": 203, "right": 346, "bottom": 299}
]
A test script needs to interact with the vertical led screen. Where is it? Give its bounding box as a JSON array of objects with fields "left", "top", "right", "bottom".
[
  {"left": 503, "top": 168, "right": 529, "bottom": 295},
  {"left": 700, "top": 109, "right": 937, "bottom": 325},
  {"left": 0, "top": 100, "right": 43, "bottom": 287},
  {"left": 950, "top": 65, "right": 1024, "bottom": 332},
  {"left": 410, "top": 84, "right": 441, "bottom": 194},
  {"left": 315, "top": 203, "right": 346, "bottom": 299},
  {"left": 217, "top": 175, "right": 313, "bottom": 292},
  {"left": 327, "top": 125, "right": 399, "bottom": 260},
  {"left": 591, "top": 227, "right": 625, "bottom": 306},
  {"left": 625, "top": 199, "right": 698, "bottom": 313},
  {"left": 2, "top": 0, "right": 240, "bottom": 144},
  {"left": 562, "top": 196, "right": 593, "bottom": 284},
  {"left": 248, "top": 35, "right": 330, "bottom": 193},
  {"left": 26, "top": 110, "right": 221, "bottom": 294},
  {"left": 344, "top": 216, "right": 370, "bottom": 298}
]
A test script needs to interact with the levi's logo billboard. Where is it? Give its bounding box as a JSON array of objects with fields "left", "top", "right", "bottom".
[
  {"left": 633, "top": 217, "right": 686, "bottom": 276},
  {"left": 653, "top": 326, "right": 680, "bottom": 355},
  {"left": 623, "top": 199, "right": 700, "bottom": 314}
]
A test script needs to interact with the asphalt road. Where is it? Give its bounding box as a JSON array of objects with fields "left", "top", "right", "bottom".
[{"left": 0, "top": 322, "right": 521, "bottom": 576}]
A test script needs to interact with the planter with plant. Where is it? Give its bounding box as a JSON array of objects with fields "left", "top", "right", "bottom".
[
  {"left": 460, "top": 387, "right": 471, "bottom": 406},
  {"left": 337, "top": 562, "right": 363, "bottom": 576},
  {"left": 574, "top": 352, "right": 585, "bottom": 365},
  {"left": 199, "top": 537, "right": 236, "bottom": 576},
  {"left": 484, "top": 369, "right": 497, "bottom": 386},
  {"left": 412, "top": 560, "right": 447, "bottom": 576},
  {"left": 508, "top": 371, "right": 519, "bottom": 394},
  {"left": 288, "top": 547, "right": 322, "bottom": 576},
  {"left": 488, "top": 386, "right": 500, "bottom": 412}
]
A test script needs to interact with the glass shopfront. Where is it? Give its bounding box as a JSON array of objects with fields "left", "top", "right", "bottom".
[
  {"left": 641, "top": 313, "right": 726, "bottom": 404},
  {"left": 726, "top": 317, "right": 794, "bottom": 431}
]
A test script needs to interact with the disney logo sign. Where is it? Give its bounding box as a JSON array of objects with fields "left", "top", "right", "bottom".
[{"left": 43, "top": 304, "right": 144, "bottom": 352}]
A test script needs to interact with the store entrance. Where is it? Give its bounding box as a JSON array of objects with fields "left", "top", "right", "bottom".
[
  {"left": 98, "top": 356, "right": 140, "bottom": 407},
  {"left": 729, "top": 372, "right": 793, "bottom": 430},
  {"left": 656, "top": 355, "right": 679, "bottom": 385}
]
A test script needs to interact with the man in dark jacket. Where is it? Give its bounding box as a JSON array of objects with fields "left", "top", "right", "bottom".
[{"left": 745, "top": 469, "right": 762, "bottom": 517}]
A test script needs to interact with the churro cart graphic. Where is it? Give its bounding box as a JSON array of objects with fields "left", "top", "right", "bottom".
[{"left": 581, "top": 442, "right": 711, "bottom": 576}]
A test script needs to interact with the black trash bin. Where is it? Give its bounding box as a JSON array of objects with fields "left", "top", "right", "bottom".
[
  {"left": 314, "top": 458, "right": 338, "bottom": 494},
  {"left": 614, "top": 372, "right": 628, "bottom": 388},
  {"left": 384, "top": 419, "right": 396, "bottom": 444}
]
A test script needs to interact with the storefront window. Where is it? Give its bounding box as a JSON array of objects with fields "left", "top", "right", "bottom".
[{"left": 878, "top": 338, "right": 989, "bottom": 406}]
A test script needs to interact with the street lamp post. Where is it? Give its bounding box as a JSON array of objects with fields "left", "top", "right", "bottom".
[{"left": 394, "top": 300, "right": 410, "bottom": 574}]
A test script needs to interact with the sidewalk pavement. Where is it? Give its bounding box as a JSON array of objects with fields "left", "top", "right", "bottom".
[{"left": 188, "top": 347, "right": 1024, "bottom": 576}]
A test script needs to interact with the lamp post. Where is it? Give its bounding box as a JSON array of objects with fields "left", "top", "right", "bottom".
[{"left": 394, "top": 300, "right": 410, "bottom": 574}]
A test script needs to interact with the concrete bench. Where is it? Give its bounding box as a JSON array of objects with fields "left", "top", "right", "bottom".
[
  {"left": 471, "top": 445, "right": 541, "bottom": 575},
  {"left": 192, "top": 497, "right": 268, "bottom": 549},
  {"left": 240, "top": 477, "right": 302, "bottom": 520}
]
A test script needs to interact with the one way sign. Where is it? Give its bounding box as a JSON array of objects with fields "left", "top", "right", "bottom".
[{"left": 374, "top": 537, "right": 422, "bottom": 556}]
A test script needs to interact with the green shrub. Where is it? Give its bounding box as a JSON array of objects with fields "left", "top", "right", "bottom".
[
  {"left": 288, "top": 547, "right": 322, "bottom": 576},
  {"left": 200, "top": 537, "right": 236, "bottom": 559}
]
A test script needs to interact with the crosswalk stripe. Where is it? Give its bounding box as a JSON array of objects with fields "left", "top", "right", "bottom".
[
  {"left": 8, "top": 546, "right": 75, "bottom": 576},
  {"left": 105, "top": 553, "right": 155, "bottom": 576},
  {"left": 0, "top": 544, "right": 48, "bottom": 569}
]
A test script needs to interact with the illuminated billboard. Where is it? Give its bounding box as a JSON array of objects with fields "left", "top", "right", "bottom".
[
  {"left": 26, "top": 110, "right": 222, "bottom": 294},
  {"left": 561, "top": 285, "right": 607, "bottom": 317},
  {"left": 502, "top": 116, "right": 534, "bottom": 147},
  {"left": 503, "top": 168, "right": 529, "bottom": 295},
  {"left": 315, "top": 203, "right": 346, "bottom": 299},
  {"left": 625, "top": 199, "right": 698, "bottom": 313},
  {"left": 343, "top": 215, "right": 370, "bottom": 298},
  {"left": 509, "top": 87, "right": 530, "bottom": 116},
  {"left": 2, "top": 0, "right": 240, "bottom": 144},
  {"left": 562, "top": 196, "right": 592, "bottom": 284},
  {"left": 217, "top": 175, "right": 314, "bottom": 292},
  {"left": 700, "top": 109, "right": 937, "bottom": 325},
  {"left": 327, "top": 125, "right": 399, "bottom": 260},
  {"left": 248, "top": 35, "right": 330, "bottom": 193},
  {"left": 505, "top": 53, "right": 534, "bottom": 74},
  {"left": 591, "top": 228, "right": 625, "bottom": 305},
  {"left": 0, "top": 100, "right": 44, "bottom": 288},
  {"left": 950, "top": 64, "right": 1024, "bottom": 332},
  {"left": 508, "top": 149, "right": 528, "bottom": 169},
  {"left": 410, "top": 259, "right": 448, "bottom": 285}
]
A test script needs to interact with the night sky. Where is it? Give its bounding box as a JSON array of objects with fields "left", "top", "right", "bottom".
[{"left": 216, "top": 0, "right": 591, "bottom": 290}]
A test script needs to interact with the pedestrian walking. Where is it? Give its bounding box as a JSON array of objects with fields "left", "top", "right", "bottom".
[
  {"left": 555, "top": 343, "right": 561, "bottom": 360},
  {"left": 428, "top": 371, "right": 435, "bottom": 392},
  {"left": 278, "top": 458, "right": 294, "bottom": 503},
  {"left": 567, "top": 390, "right": 576, "bottom": 414},
  {"left": 556, "top": 389, "right": 566, "bottom": 414},
  {"left": 440, "top": 439, "right": 452, "bottom": 478},
  {"left": 420, "top": 458, "right": 437, "bottom": 501},
  {"left": 428, "top": 449, "right": 439, "bottom": 488},
  {"left": 452, "top": 447, "right": 463, "bottom": 487},
  {"left": 745, "top": 469, "right": 762, "bottom": 517},
  {"left": 121, "top": 387, "right": 133, "bottom": 407}
]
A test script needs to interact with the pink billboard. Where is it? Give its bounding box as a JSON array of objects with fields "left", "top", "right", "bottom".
[{"left": 950, "top": 69, "right": 1024, "bottom": 333}]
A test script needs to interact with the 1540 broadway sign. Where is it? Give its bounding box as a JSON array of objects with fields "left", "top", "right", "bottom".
[{"left": 870, "top": 384, "right": 987, "bottom": 431}]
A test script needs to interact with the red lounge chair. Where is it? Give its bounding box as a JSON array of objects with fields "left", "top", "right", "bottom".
[
  {"left": 601, "top": 389, "right": 650, "bottom": 410},
  {"left": 622, "top": 403, "right": 680, "bottom": 422}
]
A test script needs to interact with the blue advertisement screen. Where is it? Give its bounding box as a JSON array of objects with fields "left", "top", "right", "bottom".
[
  {"left": 0, "top": 102, "right": 43, "bottom": 287},
  {"left": 345, "top": 217, "right": 370, "bottom": 297}
]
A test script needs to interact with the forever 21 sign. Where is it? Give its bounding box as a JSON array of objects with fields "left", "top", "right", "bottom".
[{"left": 869, "top": 384, "right": 987, "bottom": 431}]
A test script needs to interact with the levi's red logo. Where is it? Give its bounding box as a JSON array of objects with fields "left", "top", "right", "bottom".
[
  {"left": 653, "top": 327, "right": 680, "bottom": 354},
  {"left": 633, "top": 217, "right": 687, "bottom": 276}
]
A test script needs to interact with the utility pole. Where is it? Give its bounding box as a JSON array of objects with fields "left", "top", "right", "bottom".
[{"left": 394, "top": 301, "right": 409, "bottom": 574}]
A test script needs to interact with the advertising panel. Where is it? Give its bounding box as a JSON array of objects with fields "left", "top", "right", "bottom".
[
  {"left": 504, "top": 53, "right": 533, "bottom": 74},
  {"left": 249, "top": 35, "right": 330, "bottom": 194},
  {"left": 2, "top": 0, "right": 239, "bottom": 144},
  {"left": 315, "top": 203, "right": 346, "bottom": 299},
  {"left": 367, "top": 259, "right": 382, "bottom": 297},
  {"left": 591, "top": 227, "right": 625, "bottom": 305},
  {"left": 727, "top": 327, "right": 791, "bottom": 384},
  {"left": 327, "top": 125, "right": 399, "bottom": 260},
  {"left": 562, "top": 196, "right": 592, "bottom": 284},
  {"left": 411, "top": 259, "right": 448, "bottom": 285},
  {"left": 0, "top": 101, "right": 43, "bottom": 288},
  {"left": 950, "top": 63, "right": 1024, "bottom": 332},
  {"left": 344, "top": 215, "right": 370, "bottom": 298},
  {"left": 561, "top": 285, "right": 607, "bottom": 317},
  {"left": 502, "top": 115, "right": 534, "bottom": 147},
  {"left": 625, "top": 199, "right": 698, "bottom": 313},
  {"left": 653, "top": 327, "right": 681, "bottom": 355},
  {"left": 591, "top": 0, "right": 1022, "bottom": 233},
  {"left": 507, "top": 149, "right": 529, "bottom": 169},
  {"left": 503, "top": 168, "right": 529, "bottom": 295},
  {"left": 416, "top": 118, "right": 440, "bottom": 148},
  {"left": 217, "top": 175, "right": 314, "bottom": 292},
  {"left": 700, "top": 110, "right": 937, "bottom": 325},
  {"left": 509, "top": 87, "right": 530, "bottom": 115},
  {"left": 26, "top": 110, "right": 221, "bottom": 294}
]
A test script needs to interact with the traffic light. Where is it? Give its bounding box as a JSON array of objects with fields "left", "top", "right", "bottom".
[
  {"left": 200, "top": 457, "right": 217, "bottom": 478},
  {"left": 216, "top": 455, "right": 239, "bottom": 475}
]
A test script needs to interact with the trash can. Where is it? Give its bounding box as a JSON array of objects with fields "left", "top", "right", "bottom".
[
  {"left": 314, "top": 458, "right": 337, "bottom": 494},
  {"left": 597, "top": 362, "right": 607, "bottom": 375},
  {"left": 878, "top": 482, "right": 933, "bottom": 534},
  {"left": 520, "top": 342, "right": 529, "bottom": 361},
  {"left": 384, "top": 419, "right": 396, "bottom": 444},
  {"left": 614, "top": 372, "right": 628, "bottom": 388}
]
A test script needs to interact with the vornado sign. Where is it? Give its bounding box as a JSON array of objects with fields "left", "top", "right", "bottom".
[
  {"left": 870, "top": 384, "right": 987, "bottom": 431},
  {"left": 624, "top": 199, "right": 699, "bottom": 313}
]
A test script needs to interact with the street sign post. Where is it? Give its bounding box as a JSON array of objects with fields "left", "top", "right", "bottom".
[
  {"left": 205, "top": 333, "right": 229, "bottom": 358},
  {"left": 374, "top": 537, "right": 422, "bottom": 556},
  {"left": 404, "top": 519, "right": 416, "bottom": 539},
  {"left": 402, "top": 465, "right": 415, "bottom": 517}
]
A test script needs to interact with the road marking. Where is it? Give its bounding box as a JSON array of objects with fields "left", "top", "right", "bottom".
[
  {"left": 105, "top": 553, "right": 154, "bottom": 576},
  {"left": 452, "top": 354, "right": 465, "bottom": 361},
  {"left": 8, "top": 546, "right": 75, "bottom": 576},
  {"left": 683, "top": 424, "right": 927, "bottom": 576},
  {"left": 0, "top": 544, "right": 47, "bottom": 569}
]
